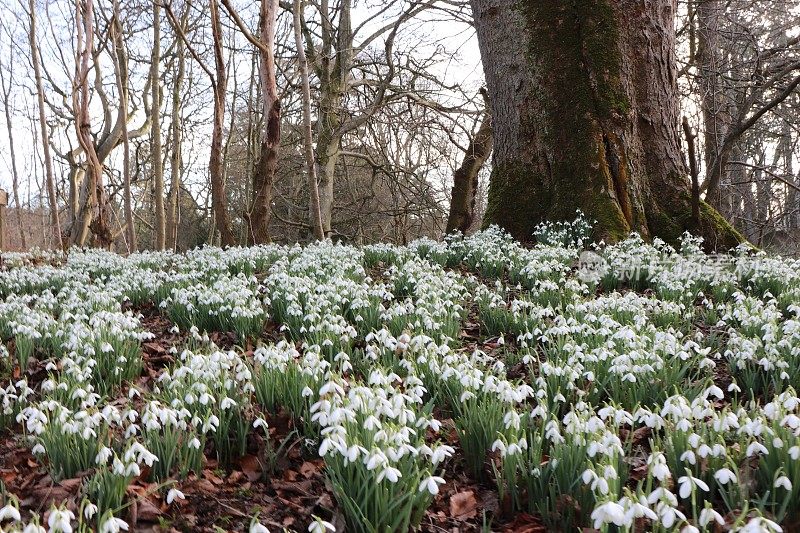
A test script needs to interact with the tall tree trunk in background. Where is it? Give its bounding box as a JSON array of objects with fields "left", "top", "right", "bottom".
[
  {"left": 28, "top": 0, "right": 63, "bottom": 250},
  {"left": 111, "top": 0, "right": 136, "bottom": 252},
  {"left": 209, "top": 0, "right": 235, "bottom": 247},
  {"left": 0, "top": 56, "right": 27, "bottom": 249},
  {"left": 312, "top": 0, "right": 352, "bottom": 237},
  {"left": 247, "top": 0, "right": 280, "bottom": 245},
  {"left": 777, "top": 121, "right": 797, "bottom": 229},
  {"left": 446, "top": 93, "right": 493, "bottom": 234},
  {"left": 71, "top": 0, "right": 112, "bottom": 247},
  {"left": 294, "top": 0, "right": 324, "bottom": 240},
  {"left": 166, "top": 5, "right": 187, "bottom": 251},
  {"left": 151, "top": 0, "right": 165, "bottom": 249},
  {"left": 697, "top": 0, "right": 729, "bottom": 216},
  {"left": 471, "top": 0, "right": 743, "bottom": 249}
]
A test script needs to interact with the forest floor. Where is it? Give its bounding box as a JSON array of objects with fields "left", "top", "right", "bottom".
[{"left": 1, "top": 227, "right": 799, "bottom": 532}]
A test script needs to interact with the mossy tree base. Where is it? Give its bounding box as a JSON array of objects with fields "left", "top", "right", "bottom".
[{"left": 472, "top": 0, "right": 745, "bottom": 251}]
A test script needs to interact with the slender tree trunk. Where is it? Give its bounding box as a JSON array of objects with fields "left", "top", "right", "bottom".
[
  {"left": 150, "top": 0, "right": 165, "bottom": 249},
  {"left": 446, "top": 94, "right": 493, "bottom": 234},
  {"left": 166, "top": 11, "right": 186, "bottom": 251},
  {"left": 247, "top": 0, "right": 280, "bottom": 245},
  {"left": 775, "top": 121, "right": 796, "bottom": 229},
  {"left": 28, "top": 0, "right": 63, "bottom": 249},
  {"left": 209, "top": 0, "right": 236, "bottom": 247},
  {"left": 471, "top": 0, "right": 743, "bottom": 249},
  {"left": 697, "top": 0, "right": 732, "bottom": 215},
  {"left": 111, "top": 0, "right": 136, "bottom": 252},
  {"left": 242, "top": 50, "right": 257, "bottom": 244},
  {"left": 0, "top": 62, "right": 27, "bottom": 249},
  {"left": 294, "top": 0, "right": 324, "bottom": 240},
  {"left": 310, "top": 0, "right": 352, "bottom": 237},
  {"left": 71, "top": 0, "right": 111, "bottom": 248}
]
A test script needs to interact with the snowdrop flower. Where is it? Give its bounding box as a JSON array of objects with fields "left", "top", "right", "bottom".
[
  {"left": 775, "top": 476, "right": 792, "bottom": 491},
  {"left": 699, "top": 506, "right": 725, "bottom": 527},
  {"left": 418, "top": 476, "right": 446, "bottom": 495},
  {"left": 124, "top": 462, "right": 141, "bottom": 477},
  {"left": 681, "top": 525, "right": 700, "bottom": 533},
  {"left": 714, "top": 468, "right": 737, "bottom": 485},
  {"left": 590, "top": 501, "right": 627, "bottom": 529},
  {"left": 99, "top": 516, "right": 129, "bottom": 533},
  {"left": 95, "top": 445, "right": 113, "bottom": 465},
  {"left": 429, "top": 444, "right": 454, "bottom": 465},
  {"left": 83, "top": 503, "right": 98, "bottom": 520},
  {"left": 166, "top": 488, "right": 185, "bottom": 504},
  {"left": 582, "top": 469, "right": 609, "bottom": 495},
  {"left": 376, "top": 465, "right": 401, "bottom": 483},
  {"left": 736, "top": 517, "right": 783, "bottom": 533},
  {"left": 308, "top": 517, "right": 335, "bottom": 533},
  {"left": 680, "top": 450, "right": 697, "bottom": 465},
  {"left": 621, "top": 495, "right": 656, "bottom": 522},
  {"left": 47, "top": 508, "right": 75, "bottom": 533},
  {"left": 746, "top": 441, "right": 768, "bottom": 457},
  {"left": 677, "top": 473, "right": 709, "bottom": 499},
  {"left": 250, "top": 522, "right": 270, "bottom": 533},
  {"left": 0, "top": 502, "right": 21, "bottom": 522}
]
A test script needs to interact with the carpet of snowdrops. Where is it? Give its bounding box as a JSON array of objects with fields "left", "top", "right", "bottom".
[{"left": 1, "top": 218, "right": 800, "bottom": 533}]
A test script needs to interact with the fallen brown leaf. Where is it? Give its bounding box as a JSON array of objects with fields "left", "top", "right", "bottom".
[{"left": 449, "top": 490, "right": 477, "bottom": 520}]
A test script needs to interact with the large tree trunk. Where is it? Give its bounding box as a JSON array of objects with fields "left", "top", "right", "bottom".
[
  {"left": 471, "top": 0, "right": 743, "bottom": 249},
  {"left": 446, "top": 95, "right": 493, "bottom": 235}
]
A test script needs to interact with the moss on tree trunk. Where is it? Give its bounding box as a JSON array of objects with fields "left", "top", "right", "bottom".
[{"left": 473, "top": 0, "right": 745, "bottom": 250}]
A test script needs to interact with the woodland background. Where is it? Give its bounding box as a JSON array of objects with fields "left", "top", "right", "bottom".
[{"left": 0, "top": 0, "right": 798, "bottom": 252}]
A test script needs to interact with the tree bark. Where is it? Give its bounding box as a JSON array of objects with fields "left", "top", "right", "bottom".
[
  {"left": 166, "top": 4, "right": 188, "bottom": 251},
  {"left": 151, "top": 0, "right": 165, "bottom": 250},
  {"left": 445, "top": 93, "right": 493, "bottom": 235},
  {"left": 0, "top": 53, "right": 27, "bottom": 249},
  {"left": 209, "top": 0, "right": 236, "bottom": 247},
  {"left": 28, "top": 0, "right": 63, "bottom": 250},
  {"left": 697, "top": 0, "right": 729, "bottom": 215},
  {"left": 246, "top": 0, "right": 280, "bottom": 245},
  {"left": 471, "top": 0, "right": 744, "bottom": 249},
  {"left": 111, "top": 0, "right": 136, "bottom": 252},
  {"left": 71, "top": 0, "right": 112, "bottom": 248},
  {"left": 294, "top": 0, "right": 325, "bottom": 240}
]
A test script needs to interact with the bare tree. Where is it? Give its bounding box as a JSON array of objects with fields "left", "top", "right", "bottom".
[
  {"left": 446, "top": 89, "right": 492, "bottom": 235},
  {"left": 0, "top": 24, "right": 27, "bottom": 249},
  {"left": 294, "top": 0, "right": 323, "bottom": 240},
  {"left": 151, "top": 0, "right": 165, "bottom": 249},
  {"left": 166, "top": 0, "right": 236, "bottom": 246},
  {"left": 26, "top": 0, "right": 63, "bottom": 249},
  {"left": 221, "top": 0, "right": 281, "bottom": 244},
  {"left": 166, "top": 1, "right": 188, "bottom": 251},
  {"left": 109, "top": 0, "right": 136, "bottom": 252},
  {"left": 70, "top": 0, "right": 113, "bottom": 247}
]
